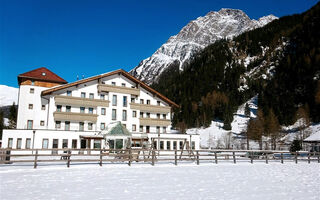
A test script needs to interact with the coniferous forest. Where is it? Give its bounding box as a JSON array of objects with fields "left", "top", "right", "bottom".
[{"left": 151, "top": 2, "right": 320, "bottom": 130}]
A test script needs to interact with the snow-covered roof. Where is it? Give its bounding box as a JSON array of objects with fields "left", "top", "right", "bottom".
[{"left": 304, "top": 132, "right": 320, "bottom": 142}]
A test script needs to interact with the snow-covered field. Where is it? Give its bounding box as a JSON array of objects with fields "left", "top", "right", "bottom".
[{"left": 0, "top": 163, "right": 319, "bottom": 200}]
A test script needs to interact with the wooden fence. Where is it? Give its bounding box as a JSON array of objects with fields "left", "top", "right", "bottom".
[{"left": 0, "top": 148, "right": 319, "bottom": 168}]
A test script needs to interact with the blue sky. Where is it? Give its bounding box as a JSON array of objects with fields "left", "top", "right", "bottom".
[{"left": 0, "top": 0, "right": 318, "bottom": 87}]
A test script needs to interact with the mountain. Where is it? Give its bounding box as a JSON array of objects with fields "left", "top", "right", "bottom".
[
  {"left": 130, "top": 9, "right": 277, "bottom": 84},
  {"left": 150, "top": 2, "right": 320, "bottom": 129},
  {"left": 0, "top": 85, "right": 18, "bottom": 107}
]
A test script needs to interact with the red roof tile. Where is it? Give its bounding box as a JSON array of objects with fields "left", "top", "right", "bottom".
[{"left": 18, "top": 67, "right": 67, "bottom": 84}]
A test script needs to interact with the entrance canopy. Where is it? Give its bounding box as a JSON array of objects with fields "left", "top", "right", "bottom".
[{"left": 102, "top": 122, "right": 132, "bottom": 136}]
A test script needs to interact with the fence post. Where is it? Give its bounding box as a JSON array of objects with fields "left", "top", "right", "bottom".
[
  {"left": 318, "top": 153, "right": 320, "bottom": 163},
  {"left": 34, "top": 150, "right": 38, "bottom": 169},
  {"left": 250, "top": 154, "right": 253, "bottom": 164},
  {"left": 308, "top": 153, "right": 310, "bottom": 164},
  {"left": 214, "top": 152, "right": 218, "bottom": 164},
  {"left": 128, "top": 149, "right": 132, "bottom": 166},
  {"left": 196, "top": 151, "right": 199, "bottom": 165},
  {"left": 67, "top": 150, "right": 71, "bottom": 168},
  {"left": 174, "top": 150, "right": 177, "bottom": 166},
  {"left": 151, "top": 150, "right": 155, "bottom": 166},
  {"left": 295, "top": 152, "right": 298, "bottom": 164},
  {"left": 265, "top": 153, "right": 268, "bottom": 164},
  {"left": 233, "top": 152, "right": 236, "bottom": 164},
  {"left": 99, "top": 150, "right": 103, "bottom": 166},
  {"left": 281, "top": 153, "right": 283, "bottom": 164}
]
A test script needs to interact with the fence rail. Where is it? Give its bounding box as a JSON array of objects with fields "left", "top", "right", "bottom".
[{"left": 0, "top": 148, "right": 319, "bottom": 168}]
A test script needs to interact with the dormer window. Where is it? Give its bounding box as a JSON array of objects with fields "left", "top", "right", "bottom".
[
  {"left": 111, "top": 82, "right": 116, "bottom": 86},
  {"left": 42, "top": 72, "right": 46, "bottom": 76},
  {"left": 121, "top": 83, "right": 126, "bottom": 87}
]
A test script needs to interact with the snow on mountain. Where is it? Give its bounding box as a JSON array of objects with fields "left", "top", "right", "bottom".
[
  {"left": 0, "top": 85, "right": 19, "bottom": 106},
  {"left": 131, "top": 9, "right": 278, "bottom": 84}
]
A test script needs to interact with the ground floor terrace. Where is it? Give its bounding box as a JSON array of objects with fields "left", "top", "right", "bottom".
[{"left": 0, "top": 162, "right": 319, "bottom": 200}]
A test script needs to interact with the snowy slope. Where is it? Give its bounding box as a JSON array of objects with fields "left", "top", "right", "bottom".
[
  {"left": 0, "top": 85, "right": 18, "bottom": 106},
  {"left": 187, "top": 96, "right": 258, "bottom": 148},
  {"left": 131, "top": 9, "right": 277, "bottom": 84}
]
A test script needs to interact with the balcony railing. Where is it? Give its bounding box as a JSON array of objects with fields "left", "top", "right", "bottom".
[
  {"left": 130, "top": 103, "right": 171, "bottom": 114},
  {"left": 98, "top": 84, "right": 140, "bottom": 96},
  {"left": 53, "top": 112, "right": 98, "bottom": 122},
  {"left": 55, "top": 96, "right": 110, "bottom": 107},
  {"left": 139, "top": 118, "right": 171, "bottom": 126}
]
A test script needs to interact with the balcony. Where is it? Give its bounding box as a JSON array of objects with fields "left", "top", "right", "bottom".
[
  {"left": 98, "top": 84, "right": 140, "bottom": 96},
  {"left": 55, "top": 96, "right": 109, "bottom": 107},
  {"left": 53, "top": 111, "right": 98, "bottom": 122},
  {"left": 130, "top": 103, "right": 171, "bottom": 114},
  {"left": 139, "top": 118, "right": 171, "bottom": 126}
]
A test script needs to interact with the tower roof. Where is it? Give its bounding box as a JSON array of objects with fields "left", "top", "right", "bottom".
[{"left": 18, "top": 67, "right": 67, "bottom": 84}]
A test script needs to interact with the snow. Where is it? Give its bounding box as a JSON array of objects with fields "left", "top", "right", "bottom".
[
  {"left": 3, "top": 118, "right": 9, "bottom": 126},
  {"left": 304, "top": 126, "right": 320, "bottom": 142},
  {"left": 187, "top": 96, "right": 257, "bottom": 148},
  {"left": 0, "top": 163, "right": 319, "bottom": 200},
  {"left": 0, "top": 85, "right": 18, "bottom": 107}
]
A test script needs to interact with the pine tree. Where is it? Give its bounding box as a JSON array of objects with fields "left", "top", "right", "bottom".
[
  {"left": 8, "top": 102, "right": 17, "bottom": 129},
  {"left": 0, "top": 110, "right": 4, "bottom": 139},
  {"left": 245, "top": 103, "right": 250, "bottom": 117}
]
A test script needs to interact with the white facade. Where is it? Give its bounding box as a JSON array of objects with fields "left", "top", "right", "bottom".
[{"left": 3, "top": 69, "right": 200, "bottom": 150}]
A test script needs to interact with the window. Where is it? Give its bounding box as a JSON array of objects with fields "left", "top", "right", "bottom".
[
  {"left": 146, "top": 113, "right": 150, "bottom": 118},
  {"left": 28, "top": 104, "right": 33, "bottom": 110},
  {"left": 109, "top": 140, "right": 115, "bottom": 149},
  {"left": 153, "top": 141, "right": 157, "bottom": 149},
  {"left": 132, "top": 111, "right": 137, "bottom": 117},
  {"left": 132, "top": 124, "right": 136, "bottom": 131},
  {"left": 26, "top": 138, "right": 31, "bottom": 149},
  {"left": 65, "top": 121, "right": 70, "bottom": 130},
  {"left": 167, "top": 141, "right": 171, "bottom": 150},
  {"left": 42, "top": 139, "right": 49, "bottom": 149},
  {"left": 123, "top": 96, "right": 127, "bottom": 107},
  {"left": 100, "top": 94, "right": 105, "bottom": 100},
  {"left": 146, "top": 126, "right": 150, "bottom": 133},
  {"left": 80, "top": 107, "right": 85, "bottom": 113},
  {"left": 30, "top": 88, "right": 34, "bottom": 93},
  {"left": 157, "top": 101, "right": 160, "bottom": 106},
  {"left": 100, "top": 123, "right": 105, "bottom": 130},
  {"left": 41, "top": 105, "right": 46, "bottom": 110},
  {"left": 66, "top": 106, "right": 71, "bottom": 112},
  {"left": 173, "top": 141, "right": 177, "bottom": 150},
  {"left": 131, "top": 98, "right": 135, "bottom": 103},
  {"left": 121, "top": 83, "right": 126, "bottom": 87},
  {"left": 101, "top": 108, "right": 106, "bottom": 115},
  {"left": 40, "top": 120, "right": 45, "bottom": 126},
  {"left": 81, "top": 92, "right": 86, "bottom": 98},
  {"left": 8, "top": 138, "right": 13, "bottom": 148},
  {"left": 52, "top": 139, "right": 59, "bottom": 149},
  {"left": 156, "top": 126, "right": 160, "bottom": 133},
  {"left": 79, "top": 122, "right": 84, "bottom": 131},
  {"left": 112, "top": 109, "right": 116, "bottom": 120},
  {"left": 116, "top": 139, "right": 123, "bottom": 149},
  {"left": 112, "top": 95, "right": 117, "bottom": 106},
  {"left": 72, "top": 139, "right": 77, "bottom": 149},
  {"left": 31, "top": 80, "right": 35, "bottom": 86},
  {"left": 16, "top": 138, "right": 22, "bottom": 149},
  {"left": 111, "top": 82, "right": 116, "bottom": 86},
  {"left": 147, "top": 100, "right": 150, "bottom": 105},
  {"left": 139, "top": 125, "right": 143, "bottom": 132},
  {"left": 55, "top": 121, "right": 61, "bottom": 129},
  {"left": 157, "top": 113, "right": 160, "bottom": 119},
  {"left": 122, "top": 110, "right": 127, "bottom": 121},
  {"left": 179, "top": 141, "right": 183, "bottom": 150},
  {"left": 140, "top": 99, "right": 144, "bottom": 104},
  {"left": 160, "top": 141, "right": 164, "bottom": 150},
  {"left": 94, "top": 140, "right": 101, "bottom": 149},
  {"left": 89, "top": 107, "right": 93, "bottom": 114},
  {"left": 88, "top": 123, "right": 93, "bottom": 130},
  {"left": 140, "top": 112, "right": 144, "bottom": 118},
  {"left": 89, "top": 93, "right": 94, "bottom": 99},
  {"left": 192, "top": 141, "right": 195, "bottom": 150},
  {"left": 163, "top": 114, "right": 167, "bottom": 119},
  {"left": 67, "top": 91, "right": 72, "bottom": 96},
  {"left": 163, "top": 127, "right": 166, "bottom": 133},
  {"left": 56, "top": 105, "right": 62, "bottom": 112},
  {"left": 27, "top": 120, "right": 33, "bottom": 129},
  {"left": 62, "top": 139, "right": 68, "bottom": 148}
]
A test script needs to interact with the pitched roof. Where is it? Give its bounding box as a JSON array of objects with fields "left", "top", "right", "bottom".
[
  {"left": 18, "top": 67, "right": 68, "bottom": 84},
  {"left": 41, "top": 69, "right": 179, "bottom": 108},
  {"left": 103, "top": 122, "right": 131, "bottom": 136}
]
